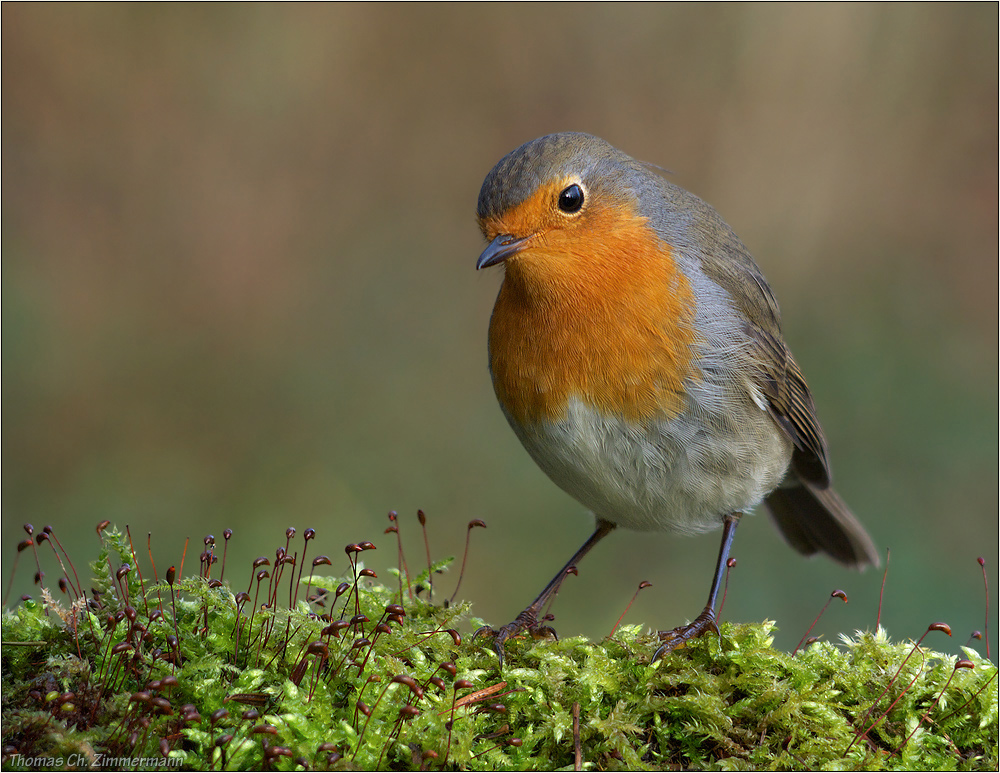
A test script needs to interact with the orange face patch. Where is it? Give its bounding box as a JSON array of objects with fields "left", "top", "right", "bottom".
[
  {"left": 486, "top": 199, "right": 699, "bottom": 425},
  {"left": 479, "top": 178, "right": 577, "bottom": 243}
]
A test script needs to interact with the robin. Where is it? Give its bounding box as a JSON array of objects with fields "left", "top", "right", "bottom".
[{"left": 474, "top": 132, "right": 879, "bottom": 665}]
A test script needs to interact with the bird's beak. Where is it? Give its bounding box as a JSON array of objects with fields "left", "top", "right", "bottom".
[{"left": 476, "top": 234, "right": 532, "bottom": 270}]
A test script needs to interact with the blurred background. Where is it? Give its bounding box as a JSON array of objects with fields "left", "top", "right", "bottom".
[{"left": 3, "top": 5, "right": 997, "bottom": 654}]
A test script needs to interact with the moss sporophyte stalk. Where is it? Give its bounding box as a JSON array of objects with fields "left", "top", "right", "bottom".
[{"left": 1, "top": 518, "right": 997, "bottom": 771}]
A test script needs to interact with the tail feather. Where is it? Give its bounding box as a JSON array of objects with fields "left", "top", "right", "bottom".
[{"left": 764, "top": 480, "right": 880, "bottom": 569}]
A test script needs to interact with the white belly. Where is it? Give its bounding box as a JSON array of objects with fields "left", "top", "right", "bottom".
[{"left": 505, "top": 390, "right": 793, "bottom": 534}]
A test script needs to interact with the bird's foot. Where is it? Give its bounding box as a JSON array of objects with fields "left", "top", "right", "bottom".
[
  {"left": 653, "top": 607, "right": 719, "bottom": 660},
  {"left": 473, "top": 610, "right": 557, "bottom": 668}
]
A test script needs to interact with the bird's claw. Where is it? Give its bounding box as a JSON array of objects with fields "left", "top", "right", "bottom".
[
  {"left": 473, "top": 611, "right": 558, "bottom": 668},
  {"left": 652, "top": 608, "right": 719, "bottom": 660}
]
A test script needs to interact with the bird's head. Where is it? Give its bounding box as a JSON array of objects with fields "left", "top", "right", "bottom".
[{"left": 475, "top": 133, "right": 661, "bottom": 293}]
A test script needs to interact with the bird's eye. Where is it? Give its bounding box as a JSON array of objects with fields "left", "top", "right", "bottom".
[{"left": 557, "top": 184, "right": 584, "bottom": 214}]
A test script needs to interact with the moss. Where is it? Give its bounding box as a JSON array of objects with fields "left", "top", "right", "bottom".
[{"left": 2, "top": 527, "right": 996, "bottom": 771}]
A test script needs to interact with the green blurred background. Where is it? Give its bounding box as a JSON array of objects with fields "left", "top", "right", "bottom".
[{"left": 3, "top": 5, "right": 997, "bottom": 653}]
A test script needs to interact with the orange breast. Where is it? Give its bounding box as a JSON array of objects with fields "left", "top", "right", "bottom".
[{"left": 488, "top": 208, "right": 699, "bottom": 426}]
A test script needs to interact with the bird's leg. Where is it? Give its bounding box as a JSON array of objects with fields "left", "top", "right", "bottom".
[
  {"left": 654, "top": 512, "right": 741, "bottom": 659},
  {"left": 475, "top": 519, "right": 616, "bottom": 667}
]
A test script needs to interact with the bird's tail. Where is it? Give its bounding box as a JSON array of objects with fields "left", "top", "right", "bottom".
[{"left": 764, "top": 479, "right": 880, "bottom": 569}]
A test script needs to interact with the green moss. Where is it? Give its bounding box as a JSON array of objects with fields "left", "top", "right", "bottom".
[{"left": 2, "top": 528, "right": 996, "bottom": 771}]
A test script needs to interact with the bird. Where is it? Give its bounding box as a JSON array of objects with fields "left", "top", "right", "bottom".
[{"left": 473, "top": 132, "right": 879, "bottom": 665}]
